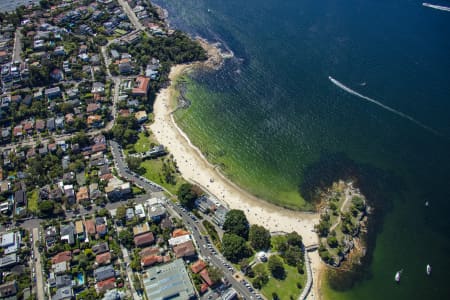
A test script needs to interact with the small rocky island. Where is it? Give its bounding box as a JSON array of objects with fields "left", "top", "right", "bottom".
[{"left": 315, "top": 181, "right": 370, "bottom": 267}]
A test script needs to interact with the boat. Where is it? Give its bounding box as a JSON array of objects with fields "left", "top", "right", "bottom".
[
  {"left": 427, "top": 264, "right": 431, "bottom": 275},
  {"left": 395, "top": 270, "right": 402, "bottom": 283},
  {"left": 425, "top": 201, "right": 429, "bottom": 207}
]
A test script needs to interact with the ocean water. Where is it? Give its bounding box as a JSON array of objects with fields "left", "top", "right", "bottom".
[{"left": 155, "top": 0, "right": 450, "bottom": 298}]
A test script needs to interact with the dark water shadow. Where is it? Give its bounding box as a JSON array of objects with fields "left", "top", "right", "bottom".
[{"left": 300, "top": 152, "right": 403, "bottom": 291}]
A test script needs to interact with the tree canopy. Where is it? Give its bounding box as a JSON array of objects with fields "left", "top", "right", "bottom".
[
  {"left": 221, "top": 233, "right": 251, "bottom": 263},
  {"left": 223, "top": 209, "right": 249, "bottom": 239},
  {"left": 177, "top": 183, "right": 199, "bottom": 209},
  {"left": 249, "top": 224, "right": 271, "bottom": 251},
  {"left": 268, "top": 255, "right": 285, "bottom": 279}
]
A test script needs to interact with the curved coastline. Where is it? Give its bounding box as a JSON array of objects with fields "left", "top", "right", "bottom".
[{"left": 149, "top": 42, "right": 324, "bottom": 298}]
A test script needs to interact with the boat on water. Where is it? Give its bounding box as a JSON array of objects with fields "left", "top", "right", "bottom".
[
  {"left": 395, "top": 270, "right": 402, "bottom": 283},
  {"left": 427, "top": 264, "right": 432, "bottom": 275}
]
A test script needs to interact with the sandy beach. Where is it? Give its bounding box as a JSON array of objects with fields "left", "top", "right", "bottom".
[{"left": 149, "top": 41, "right": 324, "bottom": 296}]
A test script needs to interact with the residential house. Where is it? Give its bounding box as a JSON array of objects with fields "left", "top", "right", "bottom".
[
  {"left": 35, "top": 119, "right": 46, "bottom": 132},
  {"left": 92, "top": 242, "right": 109, "bottom": 255},
  {"left": 85, "top": 219, "right": 96, "bottom": 236},
  {"left": 190, "top": 260, "right": 207, "bottom": 274},
  {"left": 141, "top": 255, "right": 163, "bottom": 268},
  {"left": 134, "top": 204, "right": 146, "bottom": 219},
  {"left": 89, "top": 183, "right": 101, "bottom": 200},
  {"left": 0, "top": 281, "right": 18, "bottom": 299},
  {"left": 51, "top": 251, "right": 72, "bottom": 265},
  {"left": 55, "top": 116, "right": 64, "bottom": 129},
  {"left": 52, "top": 261, "right": 69, "bottom": 274},
  {"left": 200, "top": 269, "right": 214, "bottom": 286},
  {"left": 95, "top": 278, "right": 116, "bottom": 294},
  {"left": 76, "top": 186, "right": 89, "bottom": 204},
  {"left": 87, "top": 115, "right": 103, "bottom": 128},
  {"left": 45, "top": 87, "right": 62, "bottom": 99},
  {"left": 45, "top": 226, "right": 58, "bottom": 248},
  {"left": 134, "top": 110, "right": 147, "bottom": 123},
  {"left": 134, "top": 232, "right": 155, "bottom": 248},
  {"left": 14, "top": 190, "right": 26, "bottom": 208},
  {"left": 75, "top": 220, "right": 85, "bottom": 240},
  {"left": 55, "top": 274, "right": 72, "bottom": 288},
  {"left": 47, "top": 118, "right": 56, "bottom": 131},
  {"left": 52, "top": 286, "right": 73, "bottom": 300},
  {"left": 133, "top": 223, "right": 150, "bottom": 237},
  {"left": 147, "top": 203, "right": 166, "bottom": 222},
  {"left": 95, "top": 252, "right": 112, "bottom": 266},
  {"left": 60, "top": 223, "right": 75, "bottom": 245},
  {"left": 86, "top": 103, "right": 100, "bottom": 114},
  {"left": 94, "top": 265, "right": 115, "bottom": 282},
  {"left": 12, "top": 125, "right": 22, "bottom": 138},
  {"left": 131, "top": 76, "right": 150, "bottom": 96},
  {"left": 126, "top": 208, "right": 134, "bottom": 221},
  {"left": 105, "top": 177, "right": 131, "bottom": 200}
]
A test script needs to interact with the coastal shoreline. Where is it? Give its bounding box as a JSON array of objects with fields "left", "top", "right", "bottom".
[{"left": 149, "top": 41, "right": 324, "bottom": 286}]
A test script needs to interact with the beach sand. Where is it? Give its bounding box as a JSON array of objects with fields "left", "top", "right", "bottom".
[{"left": 149, "top": 41, "right": 324, "bottom": 296}]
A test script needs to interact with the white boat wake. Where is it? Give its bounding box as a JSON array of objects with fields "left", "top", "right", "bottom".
[
  {"left": 423, "top": 2, "right": 450, "bottom": 12},
  {"left": 328, "top": 76, "right": 442, "bottom": 137}
]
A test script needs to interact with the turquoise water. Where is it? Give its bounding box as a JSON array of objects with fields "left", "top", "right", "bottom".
[
  {"left": 77, "top": 273, "right": 84, "bottom": 285},
  {"left": 153, "top": 0, "right": 450, "bottom": 298}
]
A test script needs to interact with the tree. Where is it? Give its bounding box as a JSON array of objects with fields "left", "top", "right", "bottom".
[
  {"left": 116, "top": 206, "right": 126, "bottom": 223},
  {"left": 327, "top": 236, "right": 339, "bottom": 248},
  {"left": 39, "top": 200, "right": 54, "bottom": 216},
  {"left": 268, "top": 255, "right": 285, "bottom": 279},
  {"left": 221, "top": 233, "right": 251, "bottom": 263},
  {"left": 207, "top": 266, "right": 223, "bottom": 285},
  {"left": 118, "top": 230, "right": 133, "bottom": 248},
  {"left": 286, "top": 231, "right": 303, "bottom": 248},
  {"left": 177, "top": 183, "right": 198, "bottom": 209},
  {"left": 249, "top": 224, "right": 271, "bottom": 251},
  {"left": 223, "top": 209, "right": 249, "bottom": 239}
]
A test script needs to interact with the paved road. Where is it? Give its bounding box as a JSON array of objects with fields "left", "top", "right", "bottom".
[
  {"left": 120, "top": 246, "right": 140, "bottom": 300},
  {"left": 164, "top": 201, "right": 259, "bottom": 299},
  {"left": 109, "top": 140, "right": 164, "bottom": 193},
  {"left": 32, "top": 228, "right": 45, "bottom": 300},
  {"left": 12, "top": 28, "right": 22, "bottom": 63},
  {"left": 117, "top": 0, "right": 145, "bottom": 31}
]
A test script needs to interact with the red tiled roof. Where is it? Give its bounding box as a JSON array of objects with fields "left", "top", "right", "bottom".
[
  {"left": 100, "top": 174, "right": 114, "bottom": 181},
  {"left": 172, "top": 229, "right": 189, "bottom": 238},
  {"left": 200, "top": 283, "right": 209, "bottom": 294},
  {"left": 96, "top": 277, "right": 116, "bottom": 293},
  {"left": 139, "top": 247, "right": 160, "bottom": 258},
  {"left": 191, "top": 260, "right": 207, "bottom": 274},
  {"left": 51, "top": 251, "right": 72, "bottom": 264},
  {"left": 95, "top": 252, "right": 112, "bottom": 265},
  {"left": 85, "top": 219, "right": 96, "bottom": 235},
  {"left": 200, "top": 269, "right": 213, "bottom": 286},
  {"left": 173, "top": 240, "right": 196, "bottom": 258},
  {"left": 92, "top": 143, "right": 106, "bottom": 153},
  {"left": 134, "top": 232, "right": 155, "bottom": 247},
  {"left": 141, "top": 255, "right": 163, "bottom": 267},
  {"left": 132, "top": 76, "right": 150, "bottom": 96}
]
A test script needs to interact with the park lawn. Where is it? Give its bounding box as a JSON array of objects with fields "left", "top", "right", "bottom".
[
  {"left": 27, "top": 190, "right": 39, "bottom": 213},
  {"left": 134, "top": 132, "right": 152, "bottom": 153},
  {"left": 140, "top": 159, "right": 187, "bottom": 195},
  {"left": 259, "top": 262, "right": 306, "bottom": 300}
]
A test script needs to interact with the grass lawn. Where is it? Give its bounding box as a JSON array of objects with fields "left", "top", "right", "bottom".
[
  {"left": 255, "top": 260, "right": 307, "bottom": 300},
  {"left": 27, "top": 190, "right": 39, "bottom": 213},
  {"left": 140, "top": 159, "right": 187, "bottom": 195},
  {"left": 134, "top": 132, "right": 152, "bottom": 153}
]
